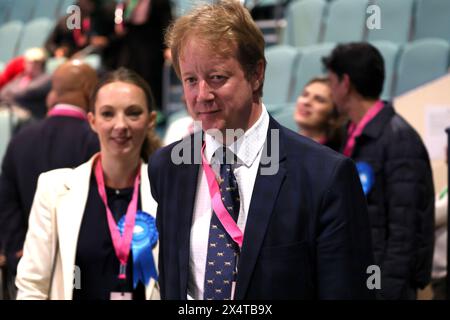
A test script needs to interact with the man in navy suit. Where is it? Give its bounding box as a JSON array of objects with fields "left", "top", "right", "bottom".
[
  {"left": 149, "top": 0, "right": 375, "bottom": 300},
  {"left": 0, "top": 60, "right": 99, "bottom": 298}
]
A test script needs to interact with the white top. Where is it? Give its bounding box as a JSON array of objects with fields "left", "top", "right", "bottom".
[
  {"left": 187, "top": 104, "right": 270, "bottom": 300},
  {"left": 432, "top": 189, "right": 448, "bottom": 279}
]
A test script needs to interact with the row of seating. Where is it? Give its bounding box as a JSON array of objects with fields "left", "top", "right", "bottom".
[
  {"left": 0, "top": 18, "right": 54, "bottom": 64},
  {"left": 264, "top": 39, "right": 450, "bottom": 106},
  {"left": 164, "top": 37, "right": 450, "bottom": 135},
  {"left": 281, "top": 0, "right": 450, "bottom": 47},
  {"left": 0, "top": 0, "right": 74, "bottom": 24},
  {"left": 0, "top": 0, "right": 218, "bottom": 23}
]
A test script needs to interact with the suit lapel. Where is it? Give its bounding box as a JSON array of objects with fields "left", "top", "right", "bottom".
[
  {"left": 176, "top": 133, "right": 201, "bottom": 298},
  {"left": 140, "top": 162, "right": 160, "bottom": 299},
  {"left": 235, "top": 118, "right": 287, "bottom": 299},
  {"left": 56, "top": 157, "right": 94, "bottom": 299}
]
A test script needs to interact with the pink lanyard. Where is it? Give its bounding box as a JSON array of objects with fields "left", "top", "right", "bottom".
[
  {"left": 94, "top": 155, "right": 141, "bottom": 280},
  {"left": 201, "top": 144, "right": 243, "bottom": 248},
  {"left": 343, "top": 100, "right": 384, "bottom": 157},
  {"left": 48, "top": 105, "right": 87, "bottom": 120},
  {"left": 73, "top": 17, "right": 91, "bottom": 47}
]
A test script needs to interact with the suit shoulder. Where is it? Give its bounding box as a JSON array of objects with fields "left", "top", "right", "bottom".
[{"left": 149, "top": 133, "right": 199, "bottom": 170}]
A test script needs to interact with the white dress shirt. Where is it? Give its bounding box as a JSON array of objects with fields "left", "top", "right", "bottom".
[{"left": 187, "top": 104, "right": 270, "bottom": 300}]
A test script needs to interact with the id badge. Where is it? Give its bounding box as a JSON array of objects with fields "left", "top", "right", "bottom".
[{"left": 110, "top": 292, "right": 133, "bottom": 300}]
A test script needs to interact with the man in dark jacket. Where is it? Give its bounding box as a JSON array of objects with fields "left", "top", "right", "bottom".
[
  {"left": 323, "top": 42, "right": 435, "bottom": 299},
  {"left": 0, "top": 60, "right": 100, "bottom": 299}
]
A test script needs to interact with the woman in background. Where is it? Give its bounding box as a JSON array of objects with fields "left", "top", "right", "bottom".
[{"left": 293, "top": 77, "right": 344, "bottom": 151}]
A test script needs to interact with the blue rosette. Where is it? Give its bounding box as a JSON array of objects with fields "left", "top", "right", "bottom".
[
  {"left": 356, "top": 161, "right": 375, "bottom": 195},
  {"left": 118, "top": 211, "right": 158, "bottom": 288}
]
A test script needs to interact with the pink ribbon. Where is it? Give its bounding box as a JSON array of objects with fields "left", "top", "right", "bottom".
[
  {"left": 94, "top": 155, "right": 141, "bottom": 280},
  {"left": 201, "top": 144, "right": 243, "bottom": 248},
  {"left": 343, "top": 100, "right": 384, "bottom": 157}
]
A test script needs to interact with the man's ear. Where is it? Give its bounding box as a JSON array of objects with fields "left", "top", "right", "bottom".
[
  {"left": 252, "top": 59, "right": 265, "bottom": 92},
  {"left": 87, "top": 112, "right": 97, "bottom": 133},
  {"left": 342, "top": 74, "right": 352, "bottom": 93}
]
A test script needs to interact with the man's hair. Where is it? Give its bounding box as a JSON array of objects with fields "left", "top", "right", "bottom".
[
  {"left": 322, "top": 42, "right": 385, "bottom": 99},
  {"left": 165, "top": 0, "right": 266, "bottom": 96}
]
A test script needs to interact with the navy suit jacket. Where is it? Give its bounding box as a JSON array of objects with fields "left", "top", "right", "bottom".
[
  {"left": 0, "top": 115, "right": 99, "bottom": 272},
  {"left": 148, "top": 117, "right": 375, "bottom": 299}
]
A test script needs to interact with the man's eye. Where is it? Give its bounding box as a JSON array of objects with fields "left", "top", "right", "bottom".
[
  {"left": 211, "top": 75, "right": 225, "bottom": 81},
  {"left": 185, "top": 77, "right": 196, "bottom": 85}
]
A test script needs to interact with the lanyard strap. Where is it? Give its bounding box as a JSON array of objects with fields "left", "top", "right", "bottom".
[
  {"left": 201, "top": 144, "right": 243, "bottom": 248},
  {"left": 73, "top": 17, "right": 91, "bottom": 46},
  {"left": 48, "top": 105, "right": 87, "bottom": 120},
  {"left": 94, "top": 155, "right": 141, "bottom": 279},
  {"left": 343, "top": 100, "right": 384, "bottom": 157}
]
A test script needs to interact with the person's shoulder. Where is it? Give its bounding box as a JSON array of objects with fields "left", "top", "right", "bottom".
[
  {"left": 36, "top": 167, "right": 76, "bottom": 195},
  {"left": 149, "top": 132, "right": 200, "bottom": 168},
  {"left": 9, "top": 119, "right": 46, "bottom": 144},
  {"left": 280, "top": 124, "right": 346, "bottom": 164},
  {"left": 38, "top": 160, "right": 92, "bottom": 190},
  {"left": 381, "top": 104, "right": 428, "bottom": 156}
]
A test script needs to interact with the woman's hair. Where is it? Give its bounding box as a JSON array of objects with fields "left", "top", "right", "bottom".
[
  {"left": 90, "top": 67, "right": 162, "bottom": 161},
  {"left": 304, "top": 76, "right": 346, "bottom": 144}
]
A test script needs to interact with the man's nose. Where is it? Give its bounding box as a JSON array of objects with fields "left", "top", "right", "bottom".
[{"left": 197, "top": 80, "right": 214, "bottom": 102}]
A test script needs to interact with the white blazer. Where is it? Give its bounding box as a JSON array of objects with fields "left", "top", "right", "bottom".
[{"left": 16, "top": 155, "right": 160, "bottom": 300}]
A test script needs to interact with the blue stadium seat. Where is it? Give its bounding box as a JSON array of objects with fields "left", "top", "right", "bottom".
[
  {"left": 370, "top": 40, "right": 400, "bottom": 101},
  {"left": 0, "top": 0, "right": 12, "bottom": 24},
  {"left": 282, "top": 0, "right": 326, "bottom": 47},
  {"left": 82, "top": 54, "right": 102, "bottom": 70},
  {"left": 0, "top": 109, "right": 14, "bottom": 168},
  {"left": 174, "top": 0, "right": 214, "bottom": 17},
  {"left": 0, "top": 20, "right": 23, "bottom": 62},
  {"left": 322, "top": 0, "right": 368, "bottom": 43},
  {"left": 59, "top": 0, "right": 76, "bottom": 17},
  {"left": 394, "top": 38, "right": 450, "bottom": 96},
  {"left": 264, "top": 45, "right": 299, "bottom": 105},
  {"left": 45, "top": 56, "right": 67, "bottom": 74},
  {"left": 272, "top": 103, "right": 297, "bottom": 132},
  {"left": 33, "top": 0, "right": 62, "bottom": 19},
  {"left": 16, "top": 18, "right": 54, "bottom": 56},
  {"left": 8, "top": 0, "right": 35, "bottom": 22},
  {"left": 366, "top": 0, "right": 414, "bottom": 44},
  {"left": 290, "top": 42, "right": 335, "bottom": 103},
  {"left": 414, "top": 0, "right": 450, "bottom": 41}
]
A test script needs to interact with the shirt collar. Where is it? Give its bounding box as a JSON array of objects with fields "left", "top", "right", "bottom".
[
  {"left": 52, "top": 103, "right": 86, "bottom": 115},
  {"left": 204, "top": 104, "right": 270, "bottom": 167}
]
